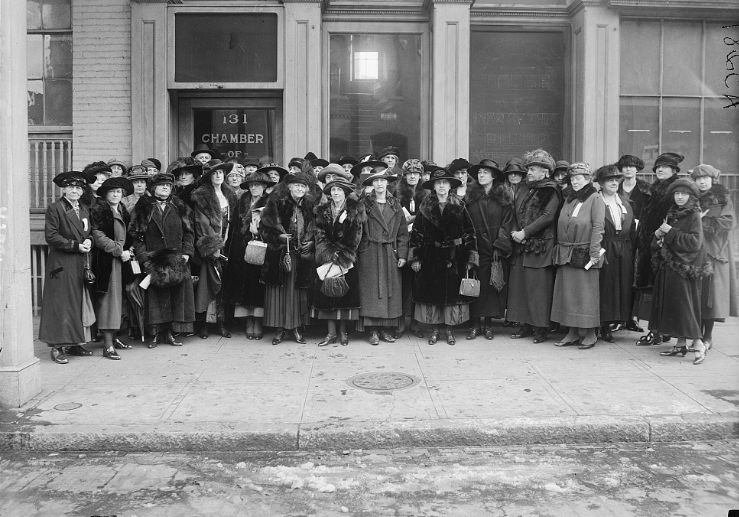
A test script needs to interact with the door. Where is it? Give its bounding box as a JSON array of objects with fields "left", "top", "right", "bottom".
[{"left": 177, "top": 96, "right": 283, "bottom": 164}]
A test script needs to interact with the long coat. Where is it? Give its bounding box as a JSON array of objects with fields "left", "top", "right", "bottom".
[
  {"left": 39, "top": 197, "right": 94, "bottom": 345},
  {"left": 512, "top": 179, "right": 562, "bottom": 268},
  {"left": 90, "top": 200, "right": 132, "bottom": 293},
  {"left": 465, "top": 183, "right": 514, "bottom": 318},
  {"left": 129, "top": 194, "right": 195, "bottom": 326},
  {"left": 396, "top": 177, "right": 428, "bottom": 314},
  {"left": 618, "top": 178, "right": 651, "bottom": 222},
  {"left": 357, "top": 192, "right": 409, "bottom": 319},
  {"left": 312, "top": 195, "right": 365, "bottom": 311},
  {"left": 552, "top": 185, "right": 605, "bottom": 269},
  {"left": 599, "top": 193, "right": 635, "bottom": 323},
  {"left": 409, "top": 192, "right": 479, "bottom": 306}
]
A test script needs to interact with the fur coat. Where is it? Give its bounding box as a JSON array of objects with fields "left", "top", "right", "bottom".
[
  {"left": 395, "top": 176, "right": 428, "bottom": 222},
  {"left": 409, "top": 192, "right": 479, "bottom": 306},
  {"left": 90, "top": 200, "right": 132, "bottom": 293},
  {"left": 618, "top": 177, "right": 651, "bottom": 221},
  {"left": 513, "top": 178, "right": 562, "bottom": 268}
]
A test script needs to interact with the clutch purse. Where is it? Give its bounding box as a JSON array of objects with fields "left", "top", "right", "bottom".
[{"left": 244, "top": 239, "right": 267, "bottom": 265}]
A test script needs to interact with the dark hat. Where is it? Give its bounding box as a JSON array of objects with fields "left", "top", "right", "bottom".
[
  {"left": 303, "top": 152, "right": 319, "bottom": 162},
  {"left": 402, "top": 159, "right": 424, "bottom": 175},
  {"left": 653, "top": 152, "right": 684, "bottom": 173},
  {"left": 240, "top": 171, "right": 276, "bottom": 189},
  {"left": 468, "top": 159, "right": 502, "bottom": 180},
  {"left": 616, "top": 154, "right": 644, "bottom": 171},
  {"left": 317, "top": 163, "right": 353, "bottom": 182},
  {"left": 337, "top": 156, "right": 358, "bottom": 166},
  {"left": 288, "top": 157, "right": 305, "bottom": 170},
  {"left": 503, "top": 157, "right": 526, "bottom": 175},
  {"left": 146, "top": 158, "right": 161, "bottom": 171},
  {"left": 141, "top": 159, "right": 158, "bottom": 170},
  {"left": 310, "top": 158, "right": 329, "bottom": 168},
  {"left": 53, "top": 171, "right": 88, "bottom": 188},
  {"left": 351, "top": 155, "right": 385, "bottom": 178},
  {"left": 377, "top": 146, "right": 400, "bottom": 160},
  {"left": 149, "top": 173, "right": 175, "bottom": 188},
  {"left": 689, "top": 164, "right": 721, "bottom": 180},
  {"left": 206, "top": 158, "right": 223, "bottom": 168},
  {"left": 553, "top": 160, "right": 570, "bottom": 173},
  {"left": 421, "top": 168, "right": 462, "bottom": 190},
  {"left": 448, "top": 158, "right": 471, "bottom": 175},
  {"left": 666, "top": 177, "right": 699, "bottom": 198},
  {"left": 594, "top": 164, "right": 622, "bottom": 184},
  {"left": 422, "top": 160, "right": 444, "bottom": 174},
  {"left": 200, "top": 161, "right": 234, "bottom": 184},
  {"left": 107, "top": 158, "right": 127, "bottom": 170},
  {"left": 323, "top": 180, "right": 356, "bottom": 196},
  {"left": 172, "top": 163, "right": 203, "bottom": 179},
  {"left": 127, "top": 164, "right": 148, "bottom": 179},
  {"left": 256, "top": 163, "right": 288, "bottom": 180},
  {"left": 362, "top": 165, "right": 398, "bottom": 186},
  {"left": 97, "top": 177, "right": 134, "bottom": 197},
  {"left": 82, "top": 161, "right": 113, "bottom": 178},
  {"left": 191, "top": 143, "right": 218, "bottom": 159},
  {"left": 523, "top": 149, "right": 556, "bottom": 172},
  {"left": 285, "top": 172, "right": 313, "bottom": 187},
  {"left": 241, "top": 156, "right": 261, "bottom": 168}
]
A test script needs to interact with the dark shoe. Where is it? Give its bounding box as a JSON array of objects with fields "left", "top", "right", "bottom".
[
  {"left": 445, "top": 328, "right": 456, "bottom": 346},
  {"left": 67, "top": 345, "right": 93, "bottom": 356},
  {"left": 165, "top": 331, "right": 183, "bottom": 347},
  {"left": 113, "top": 338, "right": 132, "bottom": 349},
  {"left": 555, "top": 339, "right": 580, "bottom": 347},
  {"left": 103, "top": 347, "right": 121, "bottom": 360},
  {"left": 272, "top": 329, "right": 285, "bottom": 345},
  {"left": 624, "top": 319, "right": 643, "bottom": 332},
  {"left": 218, "top": 324, "right": 231, "bottom": 338},
  {"left": 246, "top": 332, "right": 254, "bottom": 340},
  {"left": 428, "top": 329, "right": 439, "bottom": 346},
  {"left": 533, "top": 332, "right": 548, "bottom": 344},
  {"left": 50, "top": 347, "right": 68, "bottom": 364},
  {"left": 578, "top": 340, "right": 596, "bottom": 349},
  {"left": 600, "top": 328, "right": 615, "bottom": 343},
  {"left": 318, "top": 334, "right": 337, "bottom": 347},
  {"left": 636, "top": 331, "right": 658, "bottom": 346},
  {"left": 198, "top": 324, "right": 209, "bottom": 339},
  {"left": 511, "top": 326, "right": 532, "bottom": 339},
  {"left": 292, "top": 328, "right": 306, "bottom": 344},
  {"left": 660, "top": 345, "right": 688, "bottom": 357},
  {"left": 340, "top": 332, "right": 349, "bottom": 346},
  {"left": 369, "top": 331, "right": 380, "bottom": 346},
  {"left": 148, "top": 335, "right": 159, "bottom": 349},
  {"left": 379, "top": 330, "right": 396, "bottom": 343},
  {"left": 392, "top": 329, "right": 403, "bottom": 340},
  {"left": 254, "top": 333, "right": 263, "bottom": 341},
  {"left": 662, "top": 334, "right": 672, "bottom": 343},
  {"left": 466, "top": 328, "right": 480, "bottom": 340},
  {"left": 483, "top": 328, "right": 495, "bottom": 340},
  {"left": 411, "top": 325, "right": 424, "bottom": 338}
]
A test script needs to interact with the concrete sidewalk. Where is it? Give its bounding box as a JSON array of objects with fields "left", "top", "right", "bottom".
[{"left": 1, "top": 318, "right": 738, "bottom": 451}]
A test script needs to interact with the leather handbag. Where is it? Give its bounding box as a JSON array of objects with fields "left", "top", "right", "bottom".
[
  {"left": 459, "top": 269, "right": 480, "bottom": 298},
  {"left": 83, "top": 253, "right": 96, "bottom": 286},
  {"left": 569, "top": 246, "right": 590, "bottom": 268},
  {"left": 244, "top": 239, "right": 267, "bottom": 265}
]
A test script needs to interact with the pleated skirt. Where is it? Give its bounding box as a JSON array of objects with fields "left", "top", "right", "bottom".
[{"left": 263, "top": 266, "right": 310, "bottom": 329}]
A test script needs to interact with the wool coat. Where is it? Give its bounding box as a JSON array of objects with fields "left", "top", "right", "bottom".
[
  {"left": 599, "top": 193, "right": 635, "bottom": 323},
  {"left": 465, "top": 182, "right": 514, "bottom": 318},
  {"left": 357, "top": 192, "right": 409, "bottom": 319},
  {"left": 90, "top": 200, "right": 132, "bottom": 293},
  {"left": 39, "top": 197, "right": 94, "bottom": 345},
  {"left": 129, "top": 194, "right": 195, "bottom": 326},
  {"left": 312, "top": 194, "right": 365, "bottom": 311},
  {"left": 618, "top": 178, "right": 650, "bottom": 221},
  {"left": 396, "top": 176, "right": 428, "bottom": 314},
  {"left": 409, "top": 192, "right": 479, "bottom": 306},
  {"left": 552, "top": 185, "right": 605, "bottom": 268},
  {"left": 512, "top": 179, "right": 562, "bottom": 268}
]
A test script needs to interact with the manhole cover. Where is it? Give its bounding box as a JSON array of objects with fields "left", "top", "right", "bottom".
[
  {"left": 53, "top": 402, "right": 82, "bottom": 411},
  {"left": 347, "top": 372, "right": 419, "bottom": 392}
]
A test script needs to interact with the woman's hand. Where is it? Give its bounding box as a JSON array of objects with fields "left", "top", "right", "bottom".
[
  {"left": 278, "top": 233, "right": 290, "bottom": 243},
  {"left": 78, "top": 239, "right": 92, "bottom": 253},
  {"left": 182, "top": 254, "right": 190, "bottom": 263},
  {"left": 511, "top": 230, "right": 526, "bottom": 243},
  {"left": 658, "top": 222, "right": 672, "bottom": 234},
  {"left": 397, "top": 258, "right": 407, "bottom": 268},
  {"left": 411, "top": 261, "right": 421, "bottom": 272},
  {"left": 120, "top": 250, "right": 132, "bottom": 262},
  {"left": 299, "top": 241, "right": 314, "bottom": 255}
]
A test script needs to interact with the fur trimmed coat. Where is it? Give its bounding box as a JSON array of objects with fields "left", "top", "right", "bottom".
[
  {"left": 618, "top": 177, "right": 651, "bottom": 221},
  {"left": 90, "top": 200, "right": 133, "bottom": 293},
  {"left": 312, "top": 195, "right": 366, "bottom": 311},
  {"left": 512, "top": 179, "right": 562, "bottom": 268},
  {"left": 409, "top": 192, "right": 479, "bottom": 306}
]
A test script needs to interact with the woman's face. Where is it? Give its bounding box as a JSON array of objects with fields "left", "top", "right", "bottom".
[
  {"left": 526, "top": 165, "right": 547, "bottom": 182},
  {"left": 154, "top": 183, "right": 172, "bottom": 198},
  {"left": 620, "top": 166, "right": 637, "bottom": 179},
  {"left": 553, "top": 171, "right": 567, "bottom": 185},
  {"left": 405, "top": 171, "right": 420, "bottom": 186},
  {"left": 454, "top": 169, "right": 468, "bottom": 184},
  {"left": 63, "top": 185, "right": 83, "bottom": 202},
  {"left": 211, "top": 169, "right": 224, "bottom": 186},
  {"left": 655, "top": 165, "right": 675, "bottom": 181},
  {"left": 289, "top": 165, "right": 302, "bottom": 174},
  {"left": 421, "top": 172, "right": 431, "bottom": 184},
  {"left": 248, "top": 182, "right": 266, "bottom": 197},
  {"left": 674, "top": 191, "right": 690, "bottom": 206},
  {"left": 323, "top": 173, "right": 336, "bottom": 184},
  {"left": 372, "top": 178, "right": 388, "bottom": 195},
  {"left": 342, "top": 163, "right": 354, "bottom": 174},
  {"left": 330, "top": 186, "right": 347, "bottom": 205},
  {"left": 91, "top": 173, "right": 109, "bottom": 193},
  {"left": 508, "top": 172, "right": 522, "bottom": 185},
  {"left": 694, "top": 176, "right": 713, "bottom": 192},
  {"left": 434, "top": 179, "right": 451, "bottom": 197},
  {"left": 268, "top": 170, "right": 281, "bottom": 183},
  {"left": 244, "top": 165, "right": 258, "bottom": 175},
  {"left": 132, "top": 179, "right": 147, "bottom": 195},
  {"left": 194, "top": 153, "right": 211, "bottom": 165},
  {"left": 601, "top": 178, "right": 620, "bottom": 196},
  {"left": 477, "top": 168, "right": 494, "bottom": 186},
  {"left": 569, "top": 174, "right": 589, "bottom": 191},
  {"left": 105, "top": 187, "right": 124, "bottom": 205},
  {"left": 288, "top": 182, "right": 307, "bottom": 199},
  {"left": 382, "top": 155, "right": 398, "bottom": 168},
  {"left": 227, "top": 174, "right": 242, "bottom": 188},
  {"left": 178, "top": 172, "right": 194, "bottom": 186},
  {"left": 110, "top": 165, "right": 124, "bottom": 177}
]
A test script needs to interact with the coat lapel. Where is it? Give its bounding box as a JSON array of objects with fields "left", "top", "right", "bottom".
[
  {"left": 62, "top": 200, "right": 86, "bottom": 241},
  {"left": 369, "top": 201, "right": 389, "bottom": 233}
]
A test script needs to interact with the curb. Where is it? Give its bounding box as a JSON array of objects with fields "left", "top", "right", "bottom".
[{"left": 1, "top": 414, "right": 737, "bottom": 452}]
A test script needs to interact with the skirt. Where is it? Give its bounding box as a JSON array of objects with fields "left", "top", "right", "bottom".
[
  {"left": 550, "top": 265, "right": 600, "bottom": 328},
  {"left": 507, "top": 261, "right": 554, "bottom": 328},
  {"left": 263, "top": 266, "right": 310, "bottom": 329},
  {"left": 414, "top": 303, "right": 469, "bottom": 326},
  {"left": 649, "top": 265, "right": 702, "bottom": 339},
  {"left": 94, "top": 259, "right": 123, "bottom": 330}
]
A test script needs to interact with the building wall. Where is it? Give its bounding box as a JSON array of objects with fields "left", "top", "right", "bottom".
[{"left": 72, "top": 0, "right": 131, "bottom": 169}]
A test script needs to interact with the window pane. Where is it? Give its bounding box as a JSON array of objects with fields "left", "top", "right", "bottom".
[
  {"left": 661, "top": 97, "right": 701, "bottom": 167},
  {"left": 620, "top": 20, "right": 660, "bottom": 95},
  {"left": 45, "top": 34, "right": 72, "bottom": 78},
  {"left": 663, "top": 22, "right": 702, "bottom": 95},
  {"left": 705, "top": 23, "right": 736, "bottom": 96},
  {"left": 27, "top": 0, "right": 42, "bottom": 30},
  {"left": 42, "top": 0, "right": 71, "bottom": 30},
  {"left": 27, "top": 80, "right": 44, "bottom": 126},
  {"left": 44, "top": 78, "right": 72, "bottom": 125},
  {"left": 193, "top": 108, "right": 275, "bottom": 163},
  {"left": 329, "top": 34, "right": 422, "bottom": 161},
  {"left": 27, "top": 35, "right": 43, "bottom": 79},
  {"left": 470, "top": 30, "right": 565, "bottom": 162},
  {"left": 174, "top": 13, "right": 278, "bottom": 82},
  {"left": 619, "top": 97, "right": 659, "bottom": 164},
  {"left": 704, "top": 98, "right": 739, "bottom": 173}
]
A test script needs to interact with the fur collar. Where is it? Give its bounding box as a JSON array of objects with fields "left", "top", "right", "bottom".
[
  {"left": 131, "top": 192, "right": 191, "bottom": 233},
  {"left": 562, "top": 183, "right": 598, "bottom": 203},
  {"left": 649, "top": 174, "right": 678, "bottom": 198},
  {"left": 698, "top": 183, "right": 729, "bottom": 208},
  {"left": 363, "top": 191, "right": 401, "bottom": 212},
  {"left": 190, "top": 183, "right": 238, "bottom": 227},
  {"left": 396, "top": 177, "right": 424, "bottom": 207},
  {"left": 465, "top": 182, "right": 513, "bottom": 206},
  {"left": 666, "top": 201, "right": 700, "bottom": 224},
  {"left": 91, "top": 200, "right": 130, "bottom": 228},
  {"left": 315, "top": 194, "right": 366, "bottom": 224},
  {"left": 238, "top": 192, "right": 269, "bottom": 237},
  {"left": 418, "top": 191, "right": 464, "bottom": 226}
]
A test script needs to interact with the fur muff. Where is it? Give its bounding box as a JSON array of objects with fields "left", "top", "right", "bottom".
[
  {"left": 651, "top": 205, "right": 711, "bottom": 280},
  {"left": 516, "top": 179, "right": 562, "bottom": 255},
  {"left": 148, "top": 248, "right": 188, "bottom": 287},
  {"left": 196, "top": 234, "right": 225, "bottom": 258},
  {"left": 313, "top": 194, "right": 366, "bottom": 268}
]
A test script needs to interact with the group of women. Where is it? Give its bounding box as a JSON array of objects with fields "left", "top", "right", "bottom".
[{"left": 38, "top": 146, "right": 736, "bottom": 367}]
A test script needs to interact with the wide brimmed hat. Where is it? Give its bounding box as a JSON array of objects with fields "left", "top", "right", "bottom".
[
  {"left": 351, "top": 157, "right": 386, "bottom": 178},
  {"left": 689, "top": 164, "right": 721, "bottom": 180},
  {"left": 503, "top": 157, "right": 526, "bottom": 175},
  {"left": 653, "top": 152, "right": 684, "bottom": 173},
  {"left": 666, "top": 177, "right": 699, "bottom": 198},
  {"left": 285, "top": 172, "right": 313, "bottom": 187},
  {"left": 567, "top": 162, "right": 592, "bottom": 177},
  {"left": 310, "top": 158, "right": 330, "bottom": 168},
  {"left": 191, "top": 143, "right": 218, "bottom": 159},
  {"left": 523, "top": 149, "right": 556, "bottom": 172},
  {"left": 83, "top": 161, "right": 113, "bottom": 179},
  {"left": 107, "top": 158, "right": 127, "bottom": 170},
  {"left": 143, "top": 158, "right": 161, "bottom": 171},
  {"left": 172, "top": 163, "right": 203, "bottom": 179},
  {"left": 318, "top": 163, "right": 353, "bottom": 182},
  {"left": 594, "top": 164, "right": 622, "bottom": 183},
  {"left": 468, "top": 159, "right": 502, "bottom": 180},
  {"left": 256, "top": 163, "right": 288, "bottom": 180},
  {"left": 241, "top": 156, "right": 261, "bottom": 168},
  {"left": 97, "top": 177, "right": 134, "bottom": 197},
  {"left": 337, "top": 156, "right": 358, "bottom": 167},
  {"left": 362, "top": 165, "right": 398, "bottom": 186},
  {"left": 422, "top": 160, "right": 444, "bottom": 174},
  {"left": 197, "top": 161, "right": 231, "bottom": 184},
  {"left": 53, "top": 171, "right": 88, "bottom": 188},
  {"left": 149, "top": 173, "right": 175, "bottom": 188},
  {"left": 448, "top": 158, "right": 471, "bottom": 175},
  {"left": 422, "top": 169, "right": 462, "bottom": 190},
  {"left": 323, "top": 180, "right": 356, "bottom": 195},
  {"left": 127, "top": 164, "right": 148, "bottom": 179},
  {"left": 553, "top": 160, "right": 570, "bottom": 173},
  {"left": 377, "top": 146, "right": 400, "bottom": 160},
  {"left": 616, "top": 154, "right": 644, "bottom": 171},
  {"left": 240, "top": 171, "right": 276, "bottom": 189}
]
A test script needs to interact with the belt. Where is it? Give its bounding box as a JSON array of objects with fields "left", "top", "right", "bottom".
[{"left": 433, "top": 238, "right": 462, "bottom": 248}]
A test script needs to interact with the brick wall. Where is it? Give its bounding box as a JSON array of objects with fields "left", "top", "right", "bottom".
[{"left": 72, "top": 0, "right": 131, "bottom": 169}]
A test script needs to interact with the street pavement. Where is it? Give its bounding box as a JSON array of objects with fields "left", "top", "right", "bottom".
[{"left": 1, "top": 318, "right": 737, "bottom": 451}]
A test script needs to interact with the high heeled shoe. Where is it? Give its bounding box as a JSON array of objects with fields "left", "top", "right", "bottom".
[
  {"left": 693, "top": 340, "right": 707, "bottom": 365},
  {"left": 340, "top": 332, "right": 349, "bottom": 346},
  {"left": 637, "top": 331, "right": 658, "bottom": 346},
  {"left": 50, "top": 346, "right": 69, "bottom": 364},
  {"left": 292, "top": 328, "right": 306, "bottom": 344},
  {"left": 103, "top": 346, "right": 121, "bottom": 360},
  {"left": 428, "top": 329, "right": 439, "bottom": 345},
  {"left": 318, "top": 334, "right": 337, "bottom": 347},
  {"left": 445, "top": 328, "right": 456, "bottom": 346},
  {"left": 113, "top": 338, "right": 132, "bottom": 349},
  {"left": 659, "top": 345, "right": 688, "bottom": 357},
  {"left": 272, "top": 328, "right": 285, "bottom": 345}
]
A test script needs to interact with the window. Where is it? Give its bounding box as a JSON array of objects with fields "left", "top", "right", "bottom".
[
  {"left": 352, "top": 51, "right": 379, "bottom": 81},
  {"left": 620, "top": 20, "right": 739, "bottom": 173},
  {"left": 26, "top": 0, "right": 72, "bottom": 127}
]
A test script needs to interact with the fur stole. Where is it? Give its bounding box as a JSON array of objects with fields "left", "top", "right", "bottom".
[
  {"left": 518, "top": 179, "right": 561, "bottom": 229},
  {"left": 237, "top": 192, "right": 269, "bottom": 238},
  {"left": 131, "top": 193, "right": 191, "bottom": 236},
  {"left": 260, "top": 189, "right": 315, "bottom": 246},
  {"left": 314, "top": 195, "right": 366, "bottom": 267},
  {"left": 396, "top": 177, "right": 427, "bottom": 213},
  {"left": 465, "top": 182, "right": 513, "bottom": 207},
  {"left": 562, "top": 183, "right": 598, "bottom": 203},
  {"left": 666, "top": 202, "right": 700, "bottom": 226},
  {"left": 190, "top": 183, "right": 238, "bottom": 232},
  {"left": 362, "top": 190, "right": 402, "bottom": 213},
  {"left": 314, "top": 193, "right": 366, "bottom": 223},
  {"left": 698, "top": 183, "right": 729, "bottom": 209},
  {"left": 648, "top": 174, "right": 678, "bottom": 199},
  {"left": 90, "top": 200, "right": 131, "bottom": 233}
]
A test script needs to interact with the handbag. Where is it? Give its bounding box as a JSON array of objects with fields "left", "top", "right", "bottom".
[
  {"left": 280, "top": 238, "right": 293, "bottom": 273},
  {"left": 83, "top": 252, "right": 96, "bottom": 286},
  {"left": 320, "top": 263, "right": 349, "bottom": 298},
  {"left": 569, "top": 246, "right": 590, "bottom": 268},
  {"left": 459, "top": 269, "right": 480, "bottom": 298},
  {"left": 490, "top": 255, "right": 506, "bottom": 292},
  {"left": 244, "top": 239, "right": 267, "bottom": 265}
]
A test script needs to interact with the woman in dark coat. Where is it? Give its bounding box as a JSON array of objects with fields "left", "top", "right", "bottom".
[
  {"left": 39, "top": 171, "right": 97, "bottom": 364},
  {"left": 260, "top": 172, "right": 316, "bottom": 345},
  {"left": 222, "top": 170, "right": 274, "bottom": 339},
  {"left": 129, "top": 173, "right": 196, "bottom": 348},
  {"left": 634, "top": 152, "right": 683, "bottom": 345},
  {"left": 410, "top": 169, "right": 478, "bottom": 346},
  {"left": 311, "top": 180, "right": 365, "bottom": 346},
  {"left": 650, "top": 179, "right": 711, "bottom": 364},
  {"left": 596, "top": 165, "right": 635, "bottom": 342},
  {"left": 190, "top": 162, "right": 238, "bottom": 339},
  {"left": 465, "top": 159, "right": 514, "bottom": 340},
  {"left": 691, "top": 164, "right": 738, "bottom": 350},
  {"left": 91, "top": 177, "right": 135, "bottom": 360}
]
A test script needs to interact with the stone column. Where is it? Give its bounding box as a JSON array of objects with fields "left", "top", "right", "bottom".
[
  {"left": 282, "top": 0, "right": 323, "bottom": 163},
  {"left": 0, "top": 0, "right": 42, "bottom": 408},
  {"left": 429, "top": 0, "right": 472, "bottom": 166}
]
